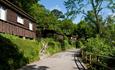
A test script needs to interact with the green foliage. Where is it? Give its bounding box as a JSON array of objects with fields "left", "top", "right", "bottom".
[
  {"left": 64, "top": 0, "right": 115, "bottom": 69},
  {"left": 64, "top": 0, "right": 115, "bottom": 34},
  {"left": 29, "top": 3, "right": 62, "bottom": 33},
  {"left": 76, "top": 21, "right": 96, "bottom": 39},
  {"left": 0, "top": 33, "right": 75, "bottom": 70},
  {"left": 59, "top": 19, "right": 76, "bottom": 35},
  {"left": 0, "top": 35, "right": 27, "bottom": 70},
  {"left": 76, "top": 40, "right": 84, "bottom": 48},
  {"left": 63, "top": 39, "right": 73, "bottom": 49},
  {"left": 8, "top": 0, "right": 78, "bottom": 38},
  {"left": 39, "top": 37, "right": 75, "bottom": 55},
  {"left": 82, "top": 36, "right": 112, "bottom": 56},
  {"left": 29, "top": 4, "right": 47, "bottom": 24},
  {"left": 46, "top": 38, "right": 61, "bottom": 55},
  {"left": 8, "top": 0, "right": 38, "bottom": 13},
  {"left": 51, "top": 9, "right": 65, "bottom": 19},
  {"left": 0, "top": 33, "right": 40, "bottom": 68},
  {"left": 111, "top": 47, "right": 115, "bottom": 56}
]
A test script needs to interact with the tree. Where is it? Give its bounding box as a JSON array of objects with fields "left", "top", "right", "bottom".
[
  {"left": 64, "top": 0, "right": 115, "bottom": 34},
  {"left": 51, "top": 9, "right": 65, "bottom": 19},
  {"left": 104, "top": 15, "right": 115, "bottom": 41},
  {"left": 75, "top": 20, "right": 95, "bottom": 39},
  {"left": 29, "top": 3, "right": 62, "bottom": 35},
  {"left": 8, "top": 0, "right": 39, "bottom": 13},
  {"left": 8, "top": 0, "right": 77, "bottom": 38},
  {"left": 84, "top": 10, "right": 105, "bottom": 34},
  {"left": 59, "top": 19, "right": 76, "bottom": 35}
]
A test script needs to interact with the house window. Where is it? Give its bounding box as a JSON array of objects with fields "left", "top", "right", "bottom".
[
  {"left": 29, "top": 22, "right": 33, "bottom": 30},
  {"left": 17, "top": 15, "right": 24, "bottom": 24},
  {"left": 0, "top": 6, "right": 7, "bottom": 21}
]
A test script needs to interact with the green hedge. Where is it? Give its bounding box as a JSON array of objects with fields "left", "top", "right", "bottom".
[{"left": 0, "top": 33, "right": 40, "bottom": 70}]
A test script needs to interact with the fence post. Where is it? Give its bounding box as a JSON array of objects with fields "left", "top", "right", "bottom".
[
  {"left": 89, "top": 54, "right": 92, "bottom": 64},
  {"left": 81, "top": 50, "right": 83, "bottom": 58},
  {"left": 97, "top": 56, "right": 99, "bottom": 62},
  {"left": 85, "top": 54, "right": 87, "bottom": 62}
]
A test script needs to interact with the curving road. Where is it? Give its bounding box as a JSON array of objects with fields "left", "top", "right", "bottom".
[{"left": 18, "top": 49, "right": 85, "bottom": 70}]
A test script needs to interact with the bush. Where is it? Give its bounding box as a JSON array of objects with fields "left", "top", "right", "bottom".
[
  {"left": 0, "top": 33, "right": 40, "bottom": 70},
  {"left": 111, "top": 47, "right": 115, "bottom": 56},
  {"left": 40, "top": 37, "right": 75, "bottom": 55},
  {"left": 76, "top": 40, "right": 85, "bottom": 48},
  {"left": 44, "top": 38, "right": 61, "bottom": 55},
  {"left": 82, "top": 36, "right": 112, "bottom": 56}
]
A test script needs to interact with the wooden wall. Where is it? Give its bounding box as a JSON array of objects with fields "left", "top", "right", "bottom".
[
  {"left": 0, "top": 2, "right": 36, "bottom": 39},
  {"left": 0, "top": 20, "right": 36, "bottom": 38}
]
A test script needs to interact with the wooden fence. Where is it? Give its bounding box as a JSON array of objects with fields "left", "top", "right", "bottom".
[{"left": 81, "top": 50, "right": 115, "bottom": 70}]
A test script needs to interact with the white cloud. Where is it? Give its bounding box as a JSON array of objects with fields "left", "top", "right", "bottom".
[
  {"left": 107, "top": 12, "right": 115, "bottom": 16},
  {"left": 108, "top": 12, "right": 112, "bottom": 15},
  {"left": 112, "top": 13, "right": 115, "bottom": 17},
  {"left": 50, "top": 5, "right": 62, "bottom": 11}
]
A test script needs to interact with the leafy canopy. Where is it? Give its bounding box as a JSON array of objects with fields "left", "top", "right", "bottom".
[{"left": 64, "top": 0, "right": 115, "bottom": 34}]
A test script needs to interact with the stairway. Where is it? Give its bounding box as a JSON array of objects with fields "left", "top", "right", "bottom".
[{"left": 39, "top": 42, "right": 48, "bottom": 59}]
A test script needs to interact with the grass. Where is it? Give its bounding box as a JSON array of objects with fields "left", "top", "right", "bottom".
[
  {"left": 0, "top": 33, "right": 75, "bottom": 70},
  {"left": 40, "top": 38, "right": 76, "bottom": 55},
  {"left": 1, "top": 33, "right": 41, "bottom": 62},
  {"left": 0, "top": 33, "right": 41, "bottom": 70}
]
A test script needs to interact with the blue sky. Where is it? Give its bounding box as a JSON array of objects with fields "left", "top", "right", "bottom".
[
  {"left": 40, "top": 0, "right": 114, "bottom": 23},
  {"left": 40, "top": 0, "right": 66, "bottom": 13},
  {"left": 40, "top": 0, "right": 81, "bottom": 23}
]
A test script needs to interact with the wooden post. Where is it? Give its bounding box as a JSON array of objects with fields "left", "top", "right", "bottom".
[
  {"left": 89, "top": 55, "right": 91, "bottom": 64},
  {"left": 81, "top": 50, "right": 83, "bottom": 58},
  {"left": 85, "top": 55, "right": 87, "bottom": 63},
  {"left": 97, "top": 56, "right": 99, "bottom": 62}
]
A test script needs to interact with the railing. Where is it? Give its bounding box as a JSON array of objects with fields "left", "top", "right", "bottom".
[{"left": 81, "top": 50, "right": 115, "bottom": 70}]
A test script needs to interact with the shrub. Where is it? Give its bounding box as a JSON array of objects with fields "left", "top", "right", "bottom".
[
  {"left": 39, "top": 38, "right": 61, "bottom": 55},
  {"left": 111, "top": 47, "right": 115, "bottom": 56},
  {"left": 40, "top": 37, "right": 75, "bottom": 55},
  {"left": 76, "top": 40, "right": 85, "bottom": 48},
  {"left": 0, "top": 33, "right": 40, "bottom": 70},
  {"left": 82, "top": 36, "right": 112, "bottom": 56}
]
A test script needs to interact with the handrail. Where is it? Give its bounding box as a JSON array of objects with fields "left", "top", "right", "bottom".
[{"left": 81, "top": 50, "right": 114, "bottom": 70}]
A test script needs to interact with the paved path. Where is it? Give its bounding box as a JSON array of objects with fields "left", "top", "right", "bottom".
[{"left": 18, "top": 49, "right": 86, "bottom": 70}]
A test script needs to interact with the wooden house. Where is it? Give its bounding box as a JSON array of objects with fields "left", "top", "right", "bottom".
[{"left": 0, "top": 0, "right": 36, "bottom": 39}]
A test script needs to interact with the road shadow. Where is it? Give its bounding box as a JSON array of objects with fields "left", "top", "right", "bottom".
[
  {"left": 0, "top": 35, "right": 29, "bottom": 70},
  {"left": 68, "top": 49, "right": 82, "bottom": 57},
  {"left": 18, "top": 65, "right": 49, "bottom": 70}
]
